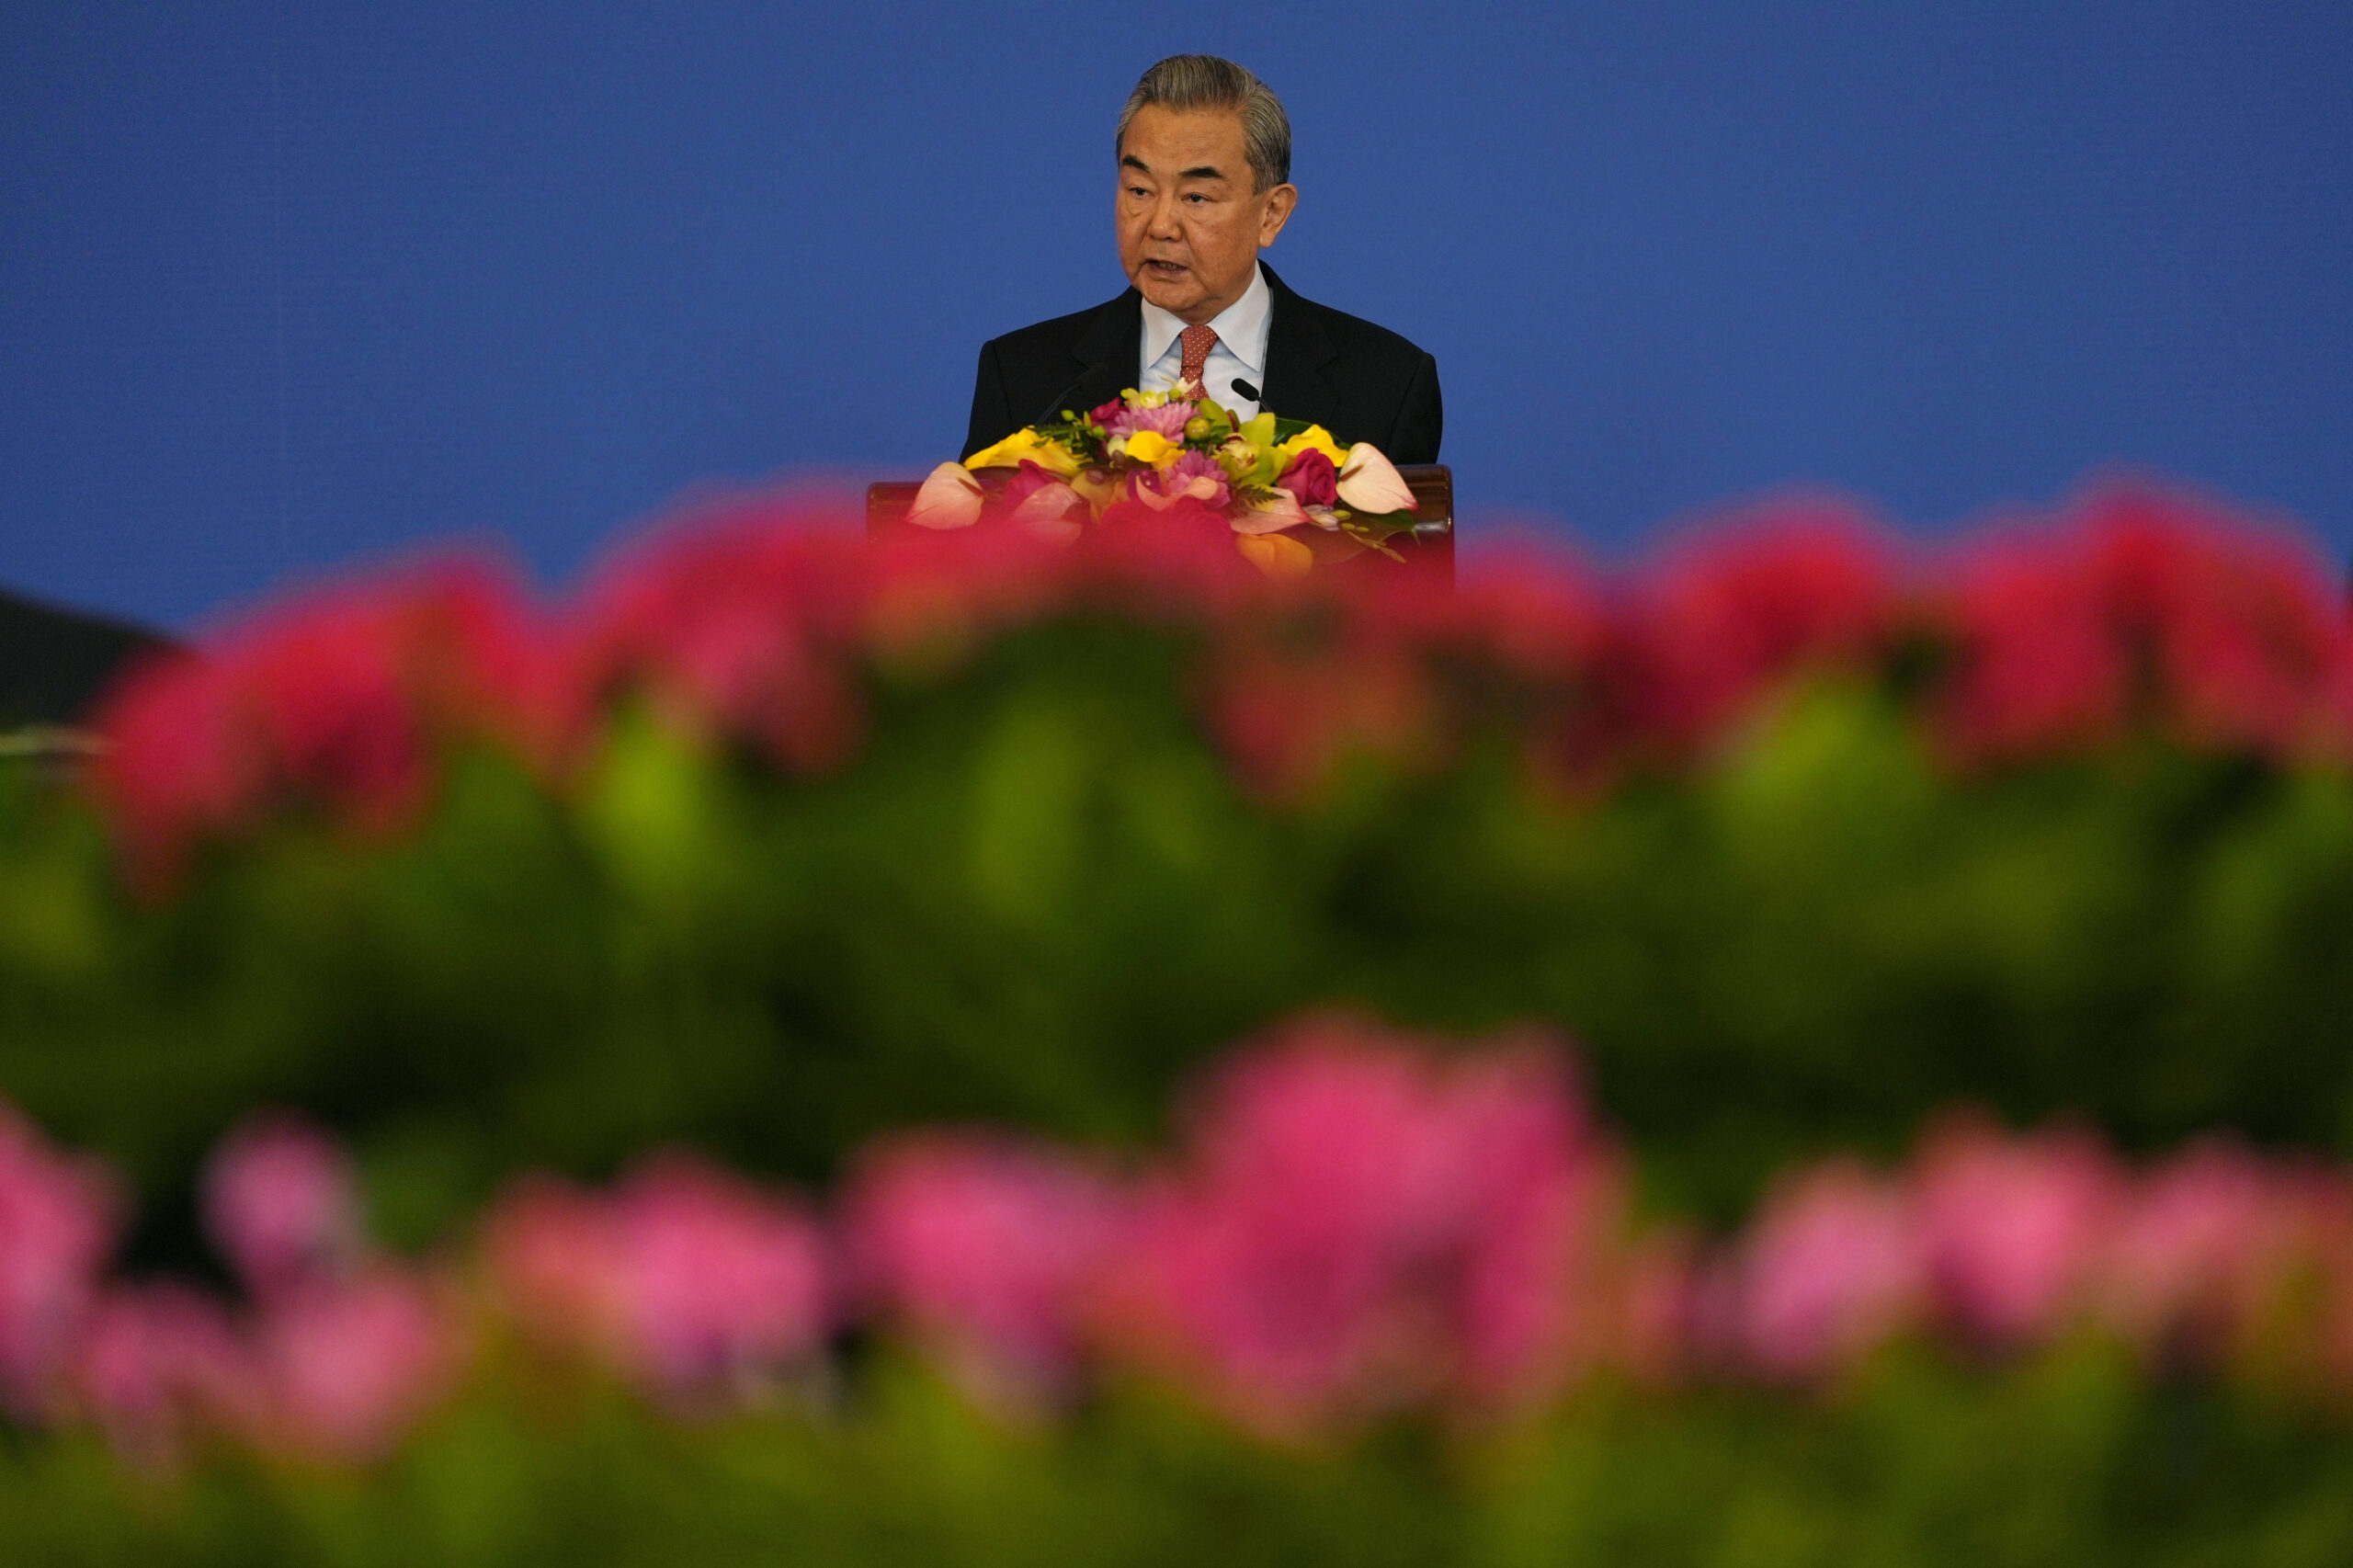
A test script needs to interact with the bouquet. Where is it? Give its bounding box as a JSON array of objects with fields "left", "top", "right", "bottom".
[{"left": 910, "top": 384, "right": 1422, "bottom": 574}]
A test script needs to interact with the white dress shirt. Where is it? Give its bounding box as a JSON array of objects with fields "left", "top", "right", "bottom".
[{"left": 1138, "top": 262, "right": 1272, "bottom": 421}]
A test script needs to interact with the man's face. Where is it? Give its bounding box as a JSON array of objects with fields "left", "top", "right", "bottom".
[{"left": 1116, "top": 105, "right": 1297, "bottom": 325}]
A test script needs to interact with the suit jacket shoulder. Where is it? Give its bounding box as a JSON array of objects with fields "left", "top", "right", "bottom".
[
  {"left": 1258, "top": 265, "right": 1442, "bottom": 464},
  {"left": 963, "top": 291, "right": 1141, "bottom": 459}
]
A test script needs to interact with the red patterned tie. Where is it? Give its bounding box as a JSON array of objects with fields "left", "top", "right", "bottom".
[{"left": 1177, "top": 324, "right": 1218, "bottom": 393}]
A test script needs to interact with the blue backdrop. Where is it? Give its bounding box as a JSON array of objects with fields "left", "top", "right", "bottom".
[{"left": 5, "top": 3, "right": 2348, "bottom": 630}]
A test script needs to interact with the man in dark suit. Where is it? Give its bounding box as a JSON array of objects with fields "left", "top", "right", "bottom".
[{"left": 964, "top": 55, "right": 1441, "bottom": 465}]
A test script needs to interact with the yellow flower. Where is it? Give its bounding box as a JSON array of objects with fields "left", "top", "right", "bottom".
[
  {"left": 1121, "top": 429, "right": 1181, "bottom": 469},
  {"left": 1071, "top": 467, "right": 1119, "bottom": 514},
  {"left": 1271, "top": 425, "right": 1347, "bottom": 470},
  {"left": 964, "top": 428, "right": 1082, "bottom": 477},
  {"left": 1236, "top": 532, "right": 1313, "bottom": 576}
]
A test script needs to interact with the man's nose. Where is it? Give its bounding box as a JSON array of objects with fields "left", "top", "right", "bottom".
[{"left": 1148, "top": 192, "right": 1185, "bottom": 240}]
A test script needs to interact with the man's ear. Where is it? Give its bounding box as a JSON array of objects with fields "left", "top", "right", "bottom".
[{"left": 1257, "top": 184, "right": 1298, "bottom": 248}]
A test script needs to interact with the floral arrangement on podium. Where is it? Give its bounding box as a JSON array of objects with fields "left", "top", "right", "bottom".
[{"left": 910, "top": 384, "right": 1420, "bottom": 574}]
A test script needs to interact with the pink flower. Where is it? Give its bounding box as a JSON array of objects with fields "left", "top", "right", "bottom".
[
  {"left": 1736, "top": 1161, "right": 1923, "bottom": 1380},
  {"left": 1273, "top": 449, "right": 1339, "bottom": 509},
  {"left": 1100, "top": 400, "right": 1194, "bottom": 445},
  {"left": 1619, "top": 506, "right": 1897, "bottom": 752},
  {"left": 90, "top": 564, "right": 572, "bottom": 888},
  {"left": 1935, "top": 529, "right": 2126, "bottom": 761},
  {"left": 1097, "top": 1017, "right": 1617, "bottom": 1434},
  {"left": 1912, "top": 1118, "right": 2120, "bottom": 1345},
  {"left": 1933, "top": 486, "right": 2353, "bottom": 764},
  {"left": 1131, "top": 449, "right": 1232, "bottom": 513},
  {"left": 2095, "top": 1141, "right": 2310, "bottom": 1360},
  {"left": 1448, "top": 1048, "right": 1623, "bottom": 1405},
  {"left": 1001, "top": 460, "right": 1085, "bottom": 541},
  {"left": 485, "top": 1153, "right": 830, "bottom": 1402},
  {"left": 842, "top": 1133, "right": 1122, "bottom": 1404},
  {"left": 0, "top": 1105, "right": 122, "bottom": 1417},
  {"left": 201, "top": 1114, "right": 364, "bottom": 1298},
  {"left": 574, "top": 515, "right": 871, "bottom": 773},
  {"left": 72, "top": 1284, "right": 259, "bottom": 1466},
  {"left": 252, "top": 1267, "right": 463, "bottom": 1460}
]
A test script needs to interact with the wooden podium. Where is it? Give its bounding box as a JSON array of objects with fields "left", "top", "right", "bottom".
[{"left": 866, "top": 466, "right": 1455, "bottom": 585}]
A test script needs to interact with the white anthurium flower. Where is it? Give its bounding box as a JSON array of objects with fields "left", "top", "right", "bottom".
[
  {"left": 1335, "top": 443, "right": 1417, "bottom": 514},
  {"left": 1007, "top": 481, "right": 1083, "bottom": 538},
  {"left": 1231, "top": 488, "right": 1307, "bottom": 536},
  {"left": 908, "top": 461, "right": 985, "bottom": 529}
]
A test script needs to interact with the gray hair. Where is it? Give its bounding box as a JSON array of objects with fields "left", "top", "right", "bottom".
[{"left": 1115, "top": 55, "right": 1291, "bottom": 192}]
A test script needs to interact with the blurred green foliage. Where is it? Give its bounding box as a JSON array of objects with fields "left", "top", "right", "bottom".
[
  {"left": 7, "top": 1343, "right": 2353, "bottom": 1567},
  {"left": 6, "top": 608, "right": 2353, "bottom": 1248}
]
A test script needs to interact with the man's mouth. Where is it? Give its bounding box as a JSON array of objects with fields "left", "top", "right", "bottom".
[{"left": 1142, "top": 259, "right": 1189, "bottom": 278}]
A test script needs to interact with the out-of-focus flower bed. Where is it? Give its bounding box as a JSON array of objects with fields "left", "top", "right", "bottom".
[
  {"left": 8, "top": 1017, "right": 2353, "bottom": 1563},
  {"left": 6, "top": 482, "right": 2353, "bottom": 1560}
]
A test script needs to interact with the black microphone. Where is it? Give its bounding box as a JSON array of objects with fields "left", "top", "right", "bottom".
[
  {"left": 1230, "top": 377, "right": 1260, "bottom": 403},
  {"left": 1031, "top": 364, "right": 1107, "bottom": 427}
]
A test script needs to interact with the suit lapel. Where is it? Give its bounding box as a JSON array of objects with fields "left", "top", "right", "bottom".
[
  {"left": 1256, "top": 263, "right": 1339, "bottom": 426},
  {"left": 1063, "top": 290, "right": 1141, "bottom": 419}
]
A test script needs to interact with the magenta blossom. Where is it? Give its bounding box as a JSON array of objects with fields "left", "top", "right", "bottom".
[
  {"left": 202, "top": 1114, "right": 366, "bottom": 1298},
  {"left": 1100, "top": 398, "right": 1196, "bottom": 446},
  {"left": 1737, "top": 1162, "right": 1924, "bottom": 1381},
  {"left": 253, "top": 1267, "right": 463, "bottom": 1460},
  {"left": 1913, "top": 1118, "right": 2120, "bottom": 1345},
  {"left": 2096, "top": 1141, "right": 2312, "bottom": 1359},
  {"left": 843, "top": 1132, "right": 1123, "bottom": 1405},
  {"left": 73, "top": 1284, "right": 258, "bottom": 1467},
  {"left": 485, "top": 1153, "right": 830, "bottom": 1402},
  {"left": 0, "top": 1105, "right": 122, "bottom": 1417},
  {"left": 1131, "top": 449, "right": 1233, "bottom": 513},
  {"left": 1097, "top": 1017, "right": 1618, "bottom": 1435}
]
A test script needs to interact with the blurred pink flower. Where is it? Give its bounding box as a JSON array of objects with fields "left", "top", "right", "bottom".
[
  {"left": 485, "top": 1153, "right": 829, "bottom": 1402},
  {"left": 1446, "top": 1047, "right": 1622, "bottom": 1404},
  {"left": 2085, "top": 489, "right": 2348, "bottom": 756},
  {"left": 1913, "top": 1117, "right": 2120, "bottom": 1345},
  {"left": 90, "top": 564, "right": 571, "bottom": 888},
  {"left": 842, "top": 1132, "right": 1123, "bottom": 1403},
  {"left": 2095, "top": 1141, "right": 2311, "bottom": 1360},
  {"left": 0, "top": 1105, "right": 122, "bottom": 1417},
  {"left": 1936, "top": 529, "right": 2125, "bottom": 761},
  {"left": 1098, "top": 1018, "right": 1616, "bottom": 1434},
  {"left": 1936, "top": 488, "right": 2353, "bottom": 764},
  {"left": 202, "top": 1114, "right": 365, "bottom": 1298},
  {"left": 1609, "top": 1230, "right": 1710, "bottom": 1385},
  {"left": 73, "top": 1284, "right": 259, "bottom": 1466},
  {"left": 253, "top": 1267, "right": 463, "bottom": 1460},
  {"left": 1737, "top": 1161, "right": 1923, "bottom": 1380},
  {"left": 1618, "top": 506, "right": 1898, "bottom": 753},
  {"left": 575, "top": 518, "right": 872, "bottom": 773}
]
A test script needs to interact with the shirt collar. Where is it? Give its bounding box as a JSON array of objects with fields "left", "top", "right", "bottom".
[{"left": 1138, "top": 262, "right": 1271, "bottom": 377}]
